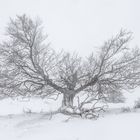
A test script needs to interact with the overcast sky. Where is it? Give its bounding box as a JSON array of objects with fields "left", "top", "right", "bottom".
[{"left": 0, "top": 0, "right": 139, "bottom": 56}]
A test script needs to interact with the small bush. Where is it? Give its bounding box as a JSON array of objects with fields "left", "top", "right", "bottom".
[
  {"left": 23, "top": 108, "right": 32, "bottom": 114},
  {"left": 134, "top": 98, "right": 140, "bottom": 109},
  {"left": 121, "top": 107, "right": 131, "bottom": 113}
]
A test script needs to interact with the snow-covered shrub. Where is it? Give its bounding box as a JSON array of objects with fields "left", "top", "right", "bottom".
[
  {"left": 23, "top": 108, "right": 32, "bottom": 114},
  {"left": 134, "top": 98, "right": 140, "bottom": 109},
  {"left": 121, "top": 107, "right": 131, "bottom": 113}
]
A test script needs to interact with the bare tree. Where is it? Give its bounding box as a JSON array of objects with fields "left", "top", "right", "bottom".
[{"left": 1, "top": 15, "right": 140, "bottom": 118}]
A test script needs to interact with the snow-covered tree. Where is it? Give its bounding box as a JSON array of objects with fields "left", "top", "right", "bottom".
[{"left": 1, "top": 15, "right": 140, "bottom": 118}]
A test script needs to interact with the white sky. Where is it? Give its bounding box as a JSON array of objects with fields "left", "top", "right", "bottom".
[{"left": 0, "top": 0, "right": 139, "bottom": 56}]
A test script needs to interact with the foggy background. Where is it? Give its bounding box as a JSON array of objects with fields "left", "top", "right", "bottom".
[{"left": 0, "top": 0, "right": 139, "bottom": 56}]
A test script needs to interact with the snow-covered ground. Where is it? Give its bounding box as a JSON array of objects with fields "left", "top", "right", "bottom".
[
  {"left": 0, "top": 88, "right": 140, "bottom": 140},
  {"left": 0, "top": 111, "right": 140, "bottom": 140}
]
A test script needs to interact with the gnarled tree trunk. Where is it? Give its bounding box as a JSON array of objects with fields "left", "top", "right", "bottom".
[
  {"left": 62, "top": 90, "right": 76, "bottom": 108},
  {"left": 62, "top": 94, "right": 74, "bottom": 107}
]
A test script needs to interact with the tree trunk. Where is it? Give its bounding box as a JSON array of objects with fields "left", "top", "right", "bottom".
[{"left": 62, "top": 91, "right": 75, "bottom": 108}]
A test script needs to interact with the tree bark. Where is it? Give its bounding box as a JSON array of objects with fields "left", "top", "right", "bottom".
[{"left": 62, "top": 91, "right": 75, "bottom": 108}]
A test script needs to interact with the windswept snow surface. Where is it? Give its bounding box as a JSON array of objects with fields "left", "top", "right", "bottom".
[
  {"left": 0, "top": 89, "right": 140, "bottom": 140},
  {"left": 0, "top": 112, "right": 140, "bottom": 140}
]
